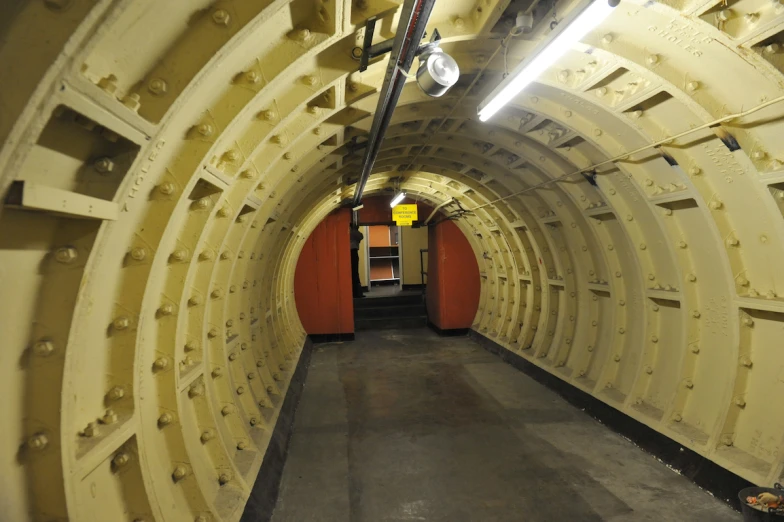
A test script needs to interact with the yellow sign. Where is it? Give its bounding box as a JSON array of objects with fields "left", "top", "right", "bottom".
[{"left": 392, "top": 204, "right": 418, "bottom": 226}]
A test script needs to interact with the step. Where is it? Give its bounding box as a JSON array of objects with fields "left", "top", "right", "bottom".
[
  {"left": 354, "top": 294, "right": 423, "bottom": 308},
  {"left": 355, "top": 315, "right": 428, "bottom": 331},
  {"left": 354, "top": 304, "right": 426, "bottom": 319}
]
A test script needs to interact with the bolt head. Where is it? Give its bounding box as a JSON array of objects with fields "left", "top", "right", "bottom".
[
  {"left": 27, "top": 433, "right": 49, "bottom": 451},
  {"left": 113, "top": 316, "right": 130, "bottom": 330},
  {"left": 112, "top": 452, "right": 130, "bottom": 468},
  {"left": 212, "top": 9, "right": 230, "bottom": 25},
  {"left": 94, "top": 157, "right": 115, "bottom": 173},
  {"left": 33, "top": 340, "right": 55, "bottom": 357},
  {"left": 147, "top": 78, "right": 167, "bottom": 96},
  {"left": 55, "top": 246, "right": 78, "bottom": 264},
  {"left": 107, "top": 385, "right": 125, "bottom": 401},
  {"left": 130, "top": 247, "right": 147, "bottom": 261}
]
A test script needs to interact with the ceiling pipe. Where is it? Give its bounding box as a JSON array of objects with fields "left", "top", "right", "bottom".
[{"left": 351, "top": 0, "right": 437, "bottom": 208}]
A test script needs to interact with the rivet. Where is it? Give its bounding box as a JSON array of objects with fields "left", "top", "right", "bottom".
[
  {"left": 228, "top": 352, "right": 238, "bottom": 361},
  {"left": 645, "top": 366, "right": 653, "bottom": 374},
  {"left": 687, "top": 274, "right": 697, "bottom": 282},
  {"left": 212, "top": 8, "right": 230, "bottom": 25},
  {"left": 721, "top": 435, "right": 733, "bottom": 446},
  {"left": 237, "top": 441, "right": 248, "bottom": 450},
  {"left": 55, "top": 246, "right": 78, "bottom": 264},
  {"left": 199, "top": 250, "right": 214, "bottom": 261},
  {"left": 613, "top": 354, "right": 621, "bottom": 362},
  {"left": 678, "top": 240, "right": 687, "bottom": 249},
  {"left": 226, "top": 319, "right": 234, "bottom": 328},
  {"left": 292, "top": 28, "right": 311, "bottom": 41},
  {"left": 618, "top": 327, "right": 625, "bottom": 334},
  {"left": 256, "top": 360, "right": 265, "bottom": 367},
  {"left": 651, "top": 335, "right": 658, "bottom": 343},
  {"left": 197, "top": 123, "right": 213, "bottom": 137},
  {"left": 241, "top": 342, "right": 248, "bottom": 350},
  {"left": 201, "top": 429, "right": 215, "bottom": 443},
  {"left": 212, "top": 367, "right": 223, "bottom": 378},
  {"left": 158, "top": 413, "right": 173, "bottom": 427},
  {"left": 159, "top": 304, "right": 174, "bottom": 316},
  {"left": 188, "top": 383, "right": 204, "bottom": 398},
  {"left": 686, "top": 81, "right": 700, "bottom": 92},
  {"left": 619, "top": 300, "right": 625, "bottom": 306},
  {"left": 726, "top": 237, "right": 739, "bottom": 247},
  {"left": 194, "top": 198, "right": 210, "bottom": 210},
  {"left": 229, "top": 285, "right": 237, "bottom": 293},
  {"left": 663, "top": 208, "right": 673, "bottom": 216},
  {"left": 211, "top": 288, "right": 223, "bottom": 299},
  {"left": 220, "top": 251, "right": 230, "bottom": 260},
  {"left": 147, "top": 78, "right": 168, "bottom": 96},
  {"left": 236, "top": 386, "right": 245, "bottom": 395},
  {"left": 688, "top": 166, "right": 702, "bottom": 176},
  {"left": 615, "top": 271, "right": 622, "bottom": 278},
  {"left": 684, "top": 379, "right": 694, "bottom": 389},
  {"left": 734, "top": 397, "right": 746, "bottom": 408},
  {"left": 250, "top": 417, "right": 259, "bottom": 426},
  {"left": 752, "top": 150, "right": 766, "bottom": 160},
  {"left": 172, "top": 465, "right": 188, "bottom": 481},
  {"left": 742, "top": 316, "right": 754, "bottom": 327},
  {"left": 188, "top": 295, "right": 203, "bottom": 307},
  {"left": 646, "top": 54, "right": 659, "bottom": 65},
  {"left": 208, "top": 327, "right": 219, "bottom": 339},
  {"left": 219, "top": 473, "right": 231, "bottom": 486},
  {"left": 221, "top": 405, "right": 234, "bottom": 416},
  {"left": 630, "top": 110, "right": 642, "bottom": 119},
  {"left": 602, "top": 34, "right": 613, "bottom": 44},
  {"left": 671, "top": 414, "right": 682, "bottom": 423},
  {"left": 740, "top": 356, "right": 753, "bottom": 368},
  {"left": 153, "top": 357, "right": 169, "bottom": 370},
  {"left": 303, "top": 75, "right": 317, "bottom": 86}
]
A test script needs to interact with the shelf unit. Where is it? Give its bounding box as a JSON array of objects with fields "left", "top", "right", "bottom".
[{"left": 367, "top": 225, "right": 401, "bottom": 288}]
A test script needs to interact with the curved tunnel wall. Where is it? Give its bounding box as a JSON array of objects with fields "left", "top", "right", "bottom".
[{"left": 2, "top": 0, "right": 784, "bottom": 519}]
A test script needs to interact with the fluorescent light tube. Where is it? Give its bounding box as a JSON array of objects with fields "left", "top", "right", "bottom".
[
  {"left": 478, "top": 0, "right": 618, "bottom": 122},
  {"left": 390, "top": 192, "right": 407, "bottom": 208}
]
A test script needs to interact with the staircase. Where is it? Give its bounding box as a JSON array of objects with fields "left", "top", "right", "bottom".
[{"left": 354, "top": 292, "right": 427, "bottom": 330}]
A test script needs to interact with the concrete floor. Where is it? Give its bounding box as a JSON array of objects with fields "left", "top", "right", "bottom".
[{"left": 271, "top": 329, "right": 739, "bottom": 522}]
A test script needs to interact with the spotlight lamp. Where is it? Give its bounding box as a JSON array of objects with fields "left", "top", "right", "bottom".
[
  {"left": 477, "top": 0, "right": 620, "bottom": 122},
  {"left": 416, "top": 44, "right": 460, "bottom": 97}
]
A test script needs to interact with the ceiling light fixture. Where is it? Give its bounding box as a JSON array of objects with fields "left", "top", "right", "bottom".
[
  {"left": 390, "top": 192, "right": 407, "bottom": 208},
  {"left": 477, "top": 0, "right": 619, "bottom": 122},
  {"left": 416, "top": 44, "right": 460, "bottom": 97}
]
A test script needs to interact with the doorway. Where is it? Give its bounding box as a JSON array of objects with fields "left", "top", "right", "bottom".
[{"left": 364, "top": 224, "right": 401, "bottom": 295}]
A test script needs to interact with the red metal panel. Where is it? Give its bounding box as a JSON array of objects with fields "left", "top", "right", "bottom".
[
  {"left": 294, "top": 209, "right": 354, "bottom": 334},
  {"left": 426, "top": 219, "right": 480, "bottom": 330}
]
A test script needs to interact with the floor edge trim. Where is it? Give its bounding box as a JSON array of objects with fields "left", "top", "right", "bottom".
[
  {"left": 240, "top": 337, "right": 314, "bottom": 522},
  {"left": 468, "top": 329, "right": 752, "bottom": 512}
]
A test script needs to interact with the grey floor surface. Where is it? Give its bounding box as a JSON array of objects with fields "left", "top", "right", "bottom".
[{"left": 271, "top": 328, "right": 739, "bottom": 522}]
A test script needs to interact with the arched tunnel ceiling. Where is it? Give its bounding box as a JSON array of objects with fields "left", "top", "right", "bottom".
[{"left": 2, "top": 0, "right": 784, "bottom": 519}]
